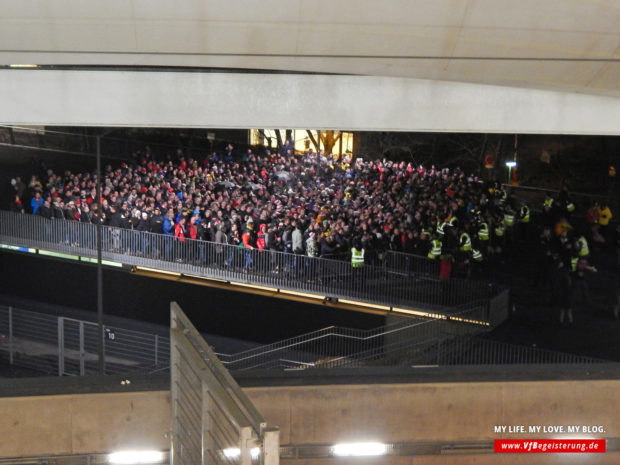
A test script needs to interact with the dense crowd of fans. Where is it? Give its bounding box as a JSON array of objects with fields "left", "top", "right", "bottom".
[{"left": 6, "top": 143, "right": 620, "bottom": 323}]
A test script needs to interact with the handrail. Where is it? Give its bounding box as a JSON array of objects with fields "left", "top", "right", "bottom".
[
  {"left": 171, "top": 302, "right": 266, "bottom": 436},
  {"left": 216, "top": 304, "right": 485, "bottom": 367},
  {"left": 0, "top": 209, "right": 504, "bottom": 323}
]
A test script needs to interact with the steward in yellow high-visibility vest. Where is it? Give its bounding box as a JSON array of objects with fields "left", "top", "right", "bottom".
[
  {"left": 459, "top": 232, "right": 472, "bottom": 252},
  {"left": 503, "top": 211, "right": 515, "bottom": 228},
  {"left": 576, "top": 236, "right": 589, "bottom": 257},
  {"left": 495, "top": 224, "right": 505, "bottom": 238},
  {"left": 472, "top": 248, "right": 483, "bottom": 262},
  {"left": 478, "top": 222, "right": 489, "bottom": 241},
  {"left": 519, "top": 205, "right": 530, "bottom": 223},
  {"left": 351, "top": 247, "right": 365, "bottom": 268},
  {"left": 543, "top": 195, "right": 554, "bottom": 211},
  {"left": 571, "top": 256, "right": 579, "bottom": 273},
  {"left": 566, "top": 202, "right": 576, "bottom": 213},
  {"left": 436, "top": 221, "right": 448, "bottom": 237},
  {"left": 428, "top": 239, "right": 442, "bottom": 259}
]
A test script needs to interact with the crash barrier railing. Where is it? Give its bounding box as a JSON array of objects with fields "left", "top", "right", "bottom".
[
  {"left": 0, "top": 305, "right": 169, "bottom": 376},
  {"left": 171, "top": 302, "right": 279, "bottom": 465},
  {"left": 0, "top": 210, "right": 504, "bottom": 323},
  {"left": 383, "top": 249, "right": 441, "bottom": 277}
]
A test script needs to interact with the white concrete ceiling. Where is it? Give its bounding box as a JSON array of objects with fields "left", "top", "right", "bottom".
[{"left": 1, "top": 0, "right": 620, "bottom": 97}]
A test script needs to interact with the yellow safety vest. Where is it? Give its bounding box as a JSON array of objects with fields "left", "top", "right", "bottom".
[
  {"left": 436, "top": 222, "right": 447, "bottom": 237},
  {"left": 567, "top": 202, "right": 575, "bottom": 213},
  {"left": 472, "top": 248, "right": 483, "bottom": 262},
  {"left": 495, "top": 225, "right": 505, "bottom": 237},
  {"left": 578, "top": 237, "right": 589, "bottom": 257},
  {"left": 543, "top": 198, "right": 554, "bottom": 208},
  {"left": 520, "top": 206, "right": 530, "bottom": 223},
  {"left": 478, "top": 223, "right": 489, "bottom": 241},
  {"left": 571, "top": 257, "right": 578, "bottom": 272},
  {"left": 459, "top": 233, "right": 472, "bottom": 251},
  {"left": 504, "top": 214, "right": 515, "bottom": 227},
  {"left": 428, "top": 240, "right": 442, "bottom": 259},
  {"left": 351, "top": 248, "right": 365, "bottom": 267}
]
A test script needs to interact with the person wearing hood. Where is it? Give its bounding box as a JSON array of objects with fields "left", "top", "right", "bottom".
[{"left": 306, "top": 231, "right": 319, "bottom": 258}]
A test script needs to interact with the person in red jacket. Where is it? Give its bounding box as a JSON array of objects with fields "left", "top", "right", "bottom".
[
  {"left": 241, "top": 221, "right": 255, "bottom": 271},
  {"left": 187, "top": 216, "right": 198, "bottom": 240},
  {"left": 256, "top": 223, "right": 267, "bottom": 251},
  {"left": 174, "top": 216, "right": 187, "bottom": 241},
  {"left": 174, "top": 216, "right": 187, "bottom": 262}
]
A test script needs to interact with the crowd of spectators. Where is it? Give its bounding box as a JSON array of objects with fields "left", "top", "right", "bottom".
[
  {"left": 6, "top": 143, "right": 620, "bottom": 314},
  {"left": 8, "top": 146, "right": 525, "bottom": 265}
]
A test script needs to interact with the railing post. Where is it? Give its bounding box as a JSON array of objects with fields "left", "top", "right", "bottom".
[
  {"left": 58, "top": 317, "right": 64, "bottom": 376},
  {"left": 155, "top": 334, "right": 159, "bottom": 366},
  {"left": 239, "top": 426, "right": 254, "bottom": 465},
  {"left": 8, "top": 306, "right": 13, "bottom": 366},
  {"left": 79, "top": 321, "right": 85, "bottom": 376},
  {"left": 263, "top": 429, "right": 280, "bottom": 465}
]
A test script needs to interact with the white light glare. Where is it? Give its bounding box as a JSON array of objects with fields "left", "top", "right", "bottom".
[
  {"left": 9, "top": 64, "right": 38, "bottom": 68},
  {"left": 108, "top": 450, "right": 164, "bottom": 465},
  {"left": 505, "top": 161, "right": 517, "bottom": 168},
  {"left": 222, "top": 447, "right": 261, "bottom": 459},
  {"left": 332, "top": 442, "right": 388, "bottom": 456}
]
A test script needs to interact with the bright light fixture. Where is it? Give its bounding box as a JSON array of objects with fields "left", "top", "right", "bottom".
[
  {"left": 505, "top": 161, "right": 517, "bottom": 168},
  {"left": 9, "top": 64, "right": 38, "bottom": 68},
  {"left": 332, "top": 442, "right": 388, "bottom": 456},
  {"left": 108, "top": 450, "right": 164, "bottom": 464},
  {"left": 222, "top": 447, "right": 261, "bottom": 459}
]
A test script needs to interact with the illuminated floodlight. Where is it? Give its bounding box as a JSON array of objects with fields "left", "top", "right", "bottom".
[
  {"left": 9, "top": 64, "right": 38, "bottom": 68},
  {"left": 332, "top": 442, "right": 388, "bottom": 456},
  {"left": 222, "top": 447, "right": 261, "bottom": 459},
  {"left": 108, "top": 450, "right": 164, "bottom": 464},
  {"left": 505, "top": 161, "right": 517, "bottom": 168}
]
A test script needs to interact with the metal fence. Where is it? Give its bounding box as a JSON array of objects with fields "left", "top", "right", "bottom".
[
  {"left": 217, "top": 302, "right": 488, "bottom": 371},
  {"left": 0, "top": 210, "right": 505, "bottom": 323},
  {"left": 170, "top": 302, "right": 279, "bottom": 465},
  {"left": 0, "top": 302, "right": 605, "bottom": 380},
  {"left": 0, "top": 305, "right": 169, "bottom": 376}
]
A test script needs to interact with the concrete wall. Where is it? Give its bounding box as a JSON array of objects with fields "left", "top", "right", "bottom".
[
  {"left": 0, "top": 390, "right": 170, "bottom": 456},
  {"left": 0, "top": 380, "right": 618, "bottom": 462},
  {"left": 3, "top": 70, "right": 620, "bottom": 135}
]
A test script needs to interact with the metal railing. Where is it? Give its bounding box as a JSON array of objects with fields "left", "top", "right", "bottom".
[
  {"left": 170, "top": 302, "right": 279, "bottom": 465},
  {"left": 0, "top": 305, "right": 169, "bottom": 376},
  {"left": 217, "top": 301, "right": 488, "bottom": 371},
  {"left": 0, "top": 302, "right": 606, "bottom": 380},
  {"left": 0, "top": 210, "right": 505, "bottom": 323},
  {"left": 433, "top": 335, "right": 605, "bottom": 366},
  {"left": 383, "top": 250, "right": 441, "bottom": 277}
]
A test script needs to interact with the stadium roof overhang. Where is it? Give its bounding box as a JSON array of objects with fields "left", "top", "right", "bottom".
[{"left": 1, "top": 0, "right": 620, "bottom": 133}]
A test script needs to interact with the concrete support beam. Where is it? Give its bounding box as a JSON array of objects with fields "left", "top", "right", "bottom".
[{"left": 1, "top": 70, "right": 620, "bottom": 135}]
